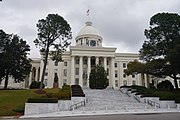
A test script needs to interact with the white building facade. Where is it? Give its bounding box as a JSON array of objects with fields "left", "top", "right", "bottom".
[{"left": 0, "top": 21, "right": 151, "bottom": 89}]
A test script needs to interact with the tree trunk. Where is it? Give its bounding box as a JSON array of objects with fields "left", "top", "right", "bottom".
[
  {"left": 4, "top": 71, "right": 9, "bottom": 89},
  {"left": 39, "top": 44, "right": 50, "bottom": 90}
]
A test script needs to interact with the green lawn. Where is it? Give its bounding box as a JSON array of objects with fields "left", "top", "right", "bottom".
[{"left": 0, "top": 89, "right": 59, "bottom": 116}]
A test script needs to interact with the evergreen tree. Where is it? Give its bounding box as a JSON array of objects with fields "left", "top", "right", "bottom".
[
  {"left": 125, "top": 13, "right": 180, "bottom": 89},
  {"left": 0, "top": 30, "right": 31, "bottom": 89},
  {"left": 34, "top": 14, "right": 72, "bottom": 90},
  {"left": 89, "top": 65, "right": 108, "bottom": 89}
]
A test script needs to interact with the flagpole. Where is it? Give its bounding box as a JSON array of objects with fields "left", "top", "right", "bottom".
[{"left": 87, "top": 7, "right": 90, "bottom": 21}]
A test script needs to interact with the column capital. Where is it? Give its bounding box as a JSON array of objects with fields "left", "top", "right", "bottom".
[{"left": 35, "top": 66, "right": 39, "bottom": 69}]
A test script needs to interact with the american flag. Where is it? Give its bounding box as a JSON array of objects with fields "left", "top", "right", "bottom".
[{"left": 87, "top": 9, "right": 89, "bottom": 16}]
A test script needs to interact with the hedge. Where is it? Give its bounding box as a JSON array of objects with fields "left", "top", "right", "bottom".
[
  {"left": 175, "top": 98, "right": 180, "bottom": 103},
  {"left": 27, "top": 98, "right": 58, "bottom": 103}
]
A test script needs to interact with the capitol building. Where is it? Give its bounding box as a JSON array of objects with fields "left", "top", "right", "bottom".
[{"left": 1, "top": 21, "right": 151, "bottom": 89}]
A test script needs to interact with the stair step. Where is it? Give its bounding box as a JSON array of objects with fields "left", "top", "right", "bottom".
[{"left": 74, "top": 89, "right": 153, "bottom": 111}]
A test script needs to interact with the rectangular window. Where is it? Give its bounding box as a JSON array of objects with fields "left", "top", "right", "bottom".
[
  {"left": 55, "top": 61, "right": 58, "bottom": 66},
  {"left": 115, "top": 80, "right": 118, "bottom": 87},
  {"left": 123, "top": 74, "right": 126, "bottom": 78},
  {"left": 63, "top": 79, "right": 67, "bottom": 85},
  {"left": 75, "top": 68, "right": 79, "bottom": 75},
  {"left": 107, "top": 60, "right": 109, "bottom": 65},
  {"left": 123, "top": 63, "right": 126, "bottom": 68},
  {"left": 114, "top": 63, "right": 117, "bottom": 67},
  {"left": 64, "top": 69, "right": 67, "bottom": 76},
  {"left": 123, "top": 80, "right": 127, "bottom": 86},
  {"left": 75, "top": 78, "right": 79, "bottom": 85},
  {"left": 132, "top": 81, "right": 136, "bottom": 85},
  {"left": 44, "top": 79, "right": 48, "bottom": 87},
  {"left": 107, "top": 68, "right": 109, "bottom": 75},
  {"left": 115, "top": 70, "right": 118, "bottom": 78},
  {"left": 45, "top": 72, "right": 48, "bottom": 76},
  {"left": 75, "top": 59, "right": 79, "bottom": 64},
  {"left": 54, "top": 73, "right": 57, "bottom": 76},
  {"left": 64, "top": 61, "right": 67, "bottom": 66},
  {"left": 132, "top": 74, "right": 135, "bottom": 78},
  {"left": 84, "top": 59, "right": 87, "bottom": 65},
  {"left": 99, "top": 60, "right": 102, "bottom": 65}
]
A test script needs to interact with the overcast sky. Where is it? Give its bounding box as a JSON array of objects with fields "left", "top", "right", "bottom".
[{"left": 0, "top": 0, "right": 180, "bottom": 58}]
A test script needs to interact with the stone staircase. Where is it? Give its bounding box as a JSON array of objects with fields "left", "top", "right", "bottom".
[{"left": 75, "top": 88, "right": 153, "bottom": 111}]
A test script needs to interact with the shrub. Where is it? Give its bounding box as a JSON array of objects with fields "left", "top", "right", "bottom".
[
  {"left": 175, "top": 98, "right": 180, "bottom": 103},
  {"left": 131, "top": 90, "right": 139, "bottom": 93},
  {"left": 140, "top": 94, "right": 158, "bottom": 98},
  {"left": 153, "top": 91, "right": 176, "bottom": 100},
  {"left": 120, "top": 86, "right": 131, "bottom": 88},
  {"left": 131, "top": 85, "right": 147, "bottom": 91},
  {"left": 29, "top": 81, "right": 45, "bottom": 89},
  {"left": 52, "top": 86, "right": 71, "bottom": 100},
  {"left": 62, "top": 85, "right": 71, "bottom": 91},
  {"left": 157, "top": 80, "right": 174, "bottom": 91},
  {"left": 135, "top": 92, "right": 147, "bottom": 95},
  {"left": 53, "top": 91, "right": 63, "bottom": 99},
  {"left": 27, "top": 98, "right": 58, "bottom": 103}
]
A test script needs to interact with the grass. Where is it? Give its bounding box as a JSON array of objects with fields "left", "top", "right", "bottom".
[{"left": 0, "top": 88, "right": 59, "bottom": 116}]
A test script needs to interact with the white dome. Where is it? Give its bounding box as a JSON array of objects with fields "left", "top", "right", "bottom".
[
  {"left": 76, "top": 21, "right": 101, "bottom": 38},
  {"left": 75, "top": 21, "right": 103, "bottom": 47}
]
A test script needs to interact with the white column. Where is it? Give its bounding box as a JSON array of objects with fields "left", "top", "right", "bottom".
[
  {"left": 104, "top": 57, "right": 107, "bottom": 71},
  {"left": 96, "top": 57, "right": 99, "bottom": 65},
  {"left": 35, "top": 67, "right": 39, "bottom": 81},
  {"left": 28, "top": 70, "right": 32, "bottom": 86},
  {"left": 144, "top": 74, "right": 148, "bottom": 87},
  {"left": 48, "top": 59, "right": 54, "bottom": 88},
  {"left": 71, "top": 56, "right": 75, "bottom": 85},
  {"left": 110, "top": 57, "right": 115, "bottom": 88},
  {"left": 87, "top": 56, "right": 91, "bottom": 87},
  {"left": 79, "top": 56, "right": 83, "bottom": 87}
]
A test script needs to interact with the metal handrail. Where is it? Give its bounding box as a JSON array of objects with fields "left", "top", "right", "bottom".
[
  {"left": 134, "top": 94, "right": 140, "bottom": 102},
  {"left": 70, "top": 100, "right": 86, "bottom": 111},
  {"left": 147, "top": 99, "right": 160, "bottom": 108},
  {"left": 126, "top": 91, "right": 131, "bottom": 97}
]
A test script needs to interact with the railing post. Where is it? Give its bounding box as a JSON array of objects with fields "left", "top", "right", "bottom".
[
  {"left": 167, "top": 104, "right": 170, "bottom": 111},
  {"left": 154, "top": 104, "right": 157, "bottom": 111},
  {"left": 144, "top": 104, "right": 147, "bottom": 111},
  {"left": 177, "top": 104, "right": 180, "bottom": 110}
]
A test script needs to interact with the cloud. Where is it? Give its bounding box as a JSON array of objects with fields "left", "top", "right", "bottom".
[{"left": 0, "top": 0, "right": 180, "bottom": 57}]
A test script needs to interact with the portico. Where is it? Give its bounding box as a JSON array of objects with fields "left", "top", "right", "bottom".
[{"left": 69, "top": 43, "right": 117, "bottom": 87}]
